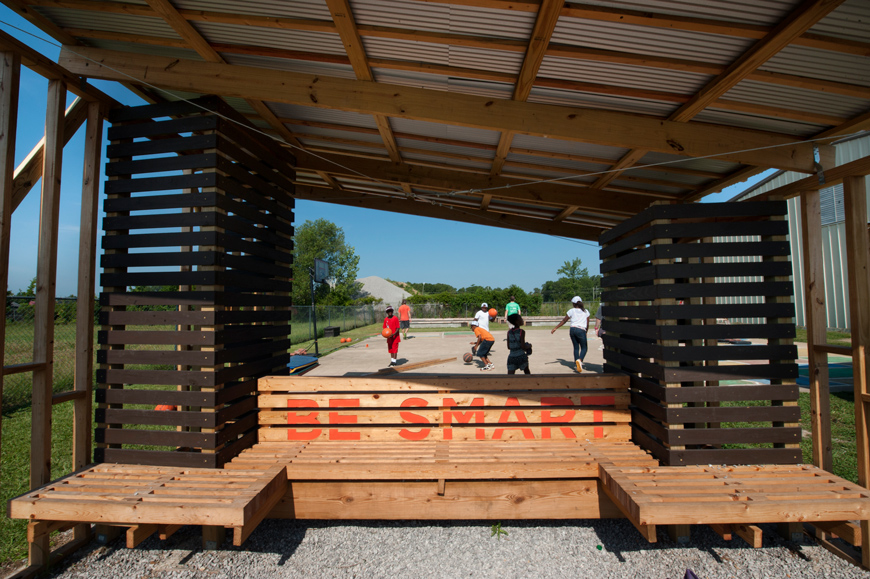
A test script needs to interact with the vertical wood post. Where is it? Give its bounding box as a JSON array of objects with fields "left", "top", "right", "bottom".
[
  {"left": 0, "top": 51, "right": 20, "bottom": 463},
  {"left": 842, "top": 174, "right": 870, "bottom": 570},
  {"left": 800, "top": 190, "right": 832, "bottom": 471},
  {"left": 31, "top": 79, "right": 65, "bottom": 490},
  {"left": 73, "top": 101, "right": 103, "bottom": 470}
]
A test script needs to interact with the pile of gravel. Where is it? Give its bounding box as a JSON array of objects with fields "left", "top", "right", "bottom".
[{"left": 47, "top": 519, "right": 869, "bottom": 579}]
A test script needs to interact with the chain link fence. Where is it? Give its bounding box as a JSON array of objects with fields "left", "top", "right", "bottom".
[
  {"left": 3, "top": 297, "right": 89, "bottom": 412},
  {"left": 3, "top": 299, "right": 602, "bottom": 411}
]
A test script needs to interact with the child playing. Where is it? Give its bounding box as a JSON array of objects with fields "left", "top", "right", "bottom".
[
  {"left": 506, "top": 313, "right": 530, "bottom": 375},
  {"left": 383, "top": 305, "right": 401, "bottom": 366},
  {"left": 470, "top": 320, "right": 495, "bottom": 370}
]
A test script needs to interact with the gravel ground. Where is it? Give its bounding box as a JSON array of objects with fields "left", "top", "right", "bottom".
[{"left": 45, "top": 519, "right": 869, "bottom": 579}]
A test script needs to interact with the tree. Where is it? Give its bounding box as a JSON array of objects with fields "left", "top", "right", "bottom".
[
  {"left": 542, "top": 259, "right": 601, "bottom": 302},
  {"left": 292, "top": 219, "right": 361, "bottom": 306}
]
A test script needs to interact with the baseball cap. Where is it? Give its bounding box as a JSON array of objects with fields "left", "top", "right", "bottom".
[
  {"left": 481, "top": 302, "right": 488, "bottom": 308},
  {"left": 572, "top": 296, "right": 582, "bottom": 303},
  {"left": 385, "top": 305, "right": 393, "bottom": 311},
  {"left": 470, "top": 320, "right": 479, "bottom": 327}
]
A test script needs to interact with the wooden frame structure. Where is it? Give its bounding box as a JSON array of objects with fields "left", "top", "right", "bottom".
[
  {"left": 599, "top": 200, "right": 802, "bottom": 466},
  {"left": 97, "top": 96, "right": 295, "bottom": 468},
  {"left": 1, "top": 0, "right": 869, "bottom": 574}
]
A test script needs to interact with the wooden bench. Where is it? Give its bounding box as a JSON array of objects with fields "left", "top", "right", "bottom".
[{"left": 225, "top": 374, "right": 658, "bottom": 520}]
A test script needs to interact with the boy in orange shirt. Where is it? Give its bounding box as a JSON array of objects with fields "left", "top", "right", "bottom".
[
  {"left": 470, "top": 320, "right": 495, "bottom": 370},
  {"left": 398, "top": 299, "right": 411, "bottom": 340}
]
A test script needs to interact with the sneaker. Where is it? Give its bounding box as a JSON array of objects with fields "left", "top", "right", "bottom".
[
  {"left": 486, "top": 363, "right": 495, "bottom": 370},
  {"left": 575, "top": 360, "right": 583, "bottom": 373},
  {"left": 389, "top": 359, "right": 397, "bottom": 366}
]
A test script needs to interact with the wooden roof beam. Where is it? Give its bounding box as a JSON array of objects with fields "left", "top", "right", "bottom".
[
  {"left": 325, "top": 0, "right": 401, "bottom": 163},
  {"left": 12, "top": 97, "right": 89, "bottom": 212},
  {"left": 145, "top": 0, "right": 304, "bottom": 149},
  {"left": 295, "top": 151, "right": 668, "bottom": 215},
  {"left": 32, "top": 0, "right": 868, "bottom": 57},
  {"left": 59, "top": 23, "right": 870, "bottom": 100},
  {"left": 294, "top": 184, "right": 606, "bottom": 241},
  {"left": 490, "top": 0, "right": 562, "bottom": 176},
  {"left": 60, "top": 46, "right": 831, "bottom": 173}
]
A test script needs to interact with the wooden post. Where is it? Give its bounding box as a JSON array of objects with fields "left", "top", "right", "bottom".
[
  {"left": 842, "top": 174, "right": 870, "bottom": 570},
  {"left": 31, "top": 79, "right": 65, "bottom": 490},
  {"left": 72, "top": 101, "right": 102, "bottom": 545},
  {"left": 0, "top": 51, "right": 20, "bottom": 465},
  {"left": 800, "top": 190, "right": 832, "bottom": 471},
  {"left": 73, "top": 101, "right": 102, "bottom": 471}
]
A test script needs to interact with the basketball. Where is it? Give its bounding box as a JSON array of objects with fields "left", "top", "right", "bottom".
[
  {"left": 462, "top": 352, "right": 473, "bottom": 363},
  {"left": 382, "top": 327, "right": 393, "bottom": 338},
  {"left": 155, "top": 404, "right": 175, "bottom": 411},
  {"left": 488, "top": 308, "right": 497, "bottom": 318}
]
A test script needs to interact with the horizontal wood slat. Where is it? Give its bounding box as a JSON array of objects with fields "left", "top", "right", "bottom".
[
  {"left": 98, "top": 96, "right": 295, "bottom": 467},
  {"left": 599, "top": 201, "right": 798, "bottom": 467}
]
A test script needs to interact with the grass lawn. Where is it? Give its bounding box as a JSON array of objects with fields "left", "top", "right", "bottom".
[
  {"left": 794, "top": 327, "right": 852, "bottom": 344},
  {"left": 721, "top": 392, "right": 857, "bottom": 484}
]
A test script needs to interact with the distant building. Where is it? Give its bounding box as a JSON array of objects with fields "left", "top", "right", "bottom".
[
  {"left": 354, "top": 276, "right": 412, "bottom": 306},
  {"left": 727, "top": 134, "right": 870, "bottom": 331}
]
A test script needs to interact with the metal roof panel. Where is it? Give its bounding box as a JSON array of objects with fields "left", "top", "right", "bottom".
[{"left": 553, "top": 16, "right": 754, "bottom": 65}]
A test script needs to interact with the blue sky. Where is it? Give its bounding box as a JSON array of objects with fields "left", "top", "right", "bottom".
[{"left": 1, "top": 8, "right": 772, "bottom": 297}]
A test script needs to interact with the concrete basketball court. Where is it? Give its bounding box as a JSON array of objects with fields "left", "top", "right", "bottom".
[{"left": 303, "top": 326, "right": 606, "bottom": 376}]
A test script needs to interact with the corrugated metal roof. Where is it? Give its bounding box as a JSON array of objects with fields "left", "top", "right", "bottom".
[
  {"left": 528, "top": 87, "right": 679, "bottom": 118},
  {"left": 388, "top": 118, "right": 502, "bottom": 147},
  {"left": 173, "top": 0, "right": 332, "bottom": 20},
  {"left": 505, "top": 152, "right": 611, "bottom": 174},
  {"left": 572, "top": 0, "right": 795, "bottom": 26},
  {"left": 223, "top": 54, "right": 356, "bottom": 78},
  {"left": 692, "top": 108, "right": 824, "bottom": 136},
  {"left": 723, "top": 79, "right": 869, "bottom": 120},
  {"left": 537, "top": 56, "right": 712, "bottom": 95},
  {"left": 34, "top": 6, "right": 178, "bottom": 38},
  {"left": 553, "top": 16, "right": 754, "bottom": 65},
  {"left": 351, "top": 1, "right": 535, "bottom": 39},
  {"left": 401, "top": 151, "right": 491, "bottom": 171},
  {"left": 196, "top": 21, "right": 347, "bottom": 55},
  {"left": 363, "top": 38, "right": 449, "bottom": 66},
  {"left": 394, "top": 138, "right": 495, "bottom": 160},
  {"left": 808, "top": 0, "right": 870, "bottom": 43},
  {"left": 75, "top": 39, "right": 201, "bottom": 62},
  {"left": 761, "top": 45, "right": 870, "bottom": 87},
  {"left": 638, "top": 151, "right": 740, "bottom": 175},
  {"left": 510, "top": 135, "right": 629, "bottom": 162},
  {"left": 267, "top": 103, "right": 378, "bottom": 129}
]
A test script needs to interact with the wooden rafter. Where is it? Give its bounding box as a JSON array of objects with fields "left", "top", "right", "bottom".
[
  {"left": 31, "top": 0, "right": 869, "bottom": 58},
  {"left": 60, "top": 26, "right": 861, "bottom": 127},
  {"left": 144, "top": 0, "right": 304, "bottom": 151},
  {"left": 12, "top": 97, "right": 88, "bottom": 212},
  {"left": 59, "top": 46, "right": 830, "bottom": 173},
  {"left": 294, "top": 183, "right": 607, "bottom": 240},
  {"left": 490, "top": 0, "right": 562, "bottom": 178},
  {"left": 325, "top": 0, "right": 401, "bottom": 163},
  {"left": 592, "top": 0, "right": 844, "bottom": 190},
  {"left": 294, "top": 151, "right": 663, "bottom": 216}
]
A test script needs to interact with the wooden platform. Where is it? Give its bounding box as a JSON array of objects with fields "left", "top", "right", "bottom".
[
  {"left": 8, "top": 464, "right": 287, "bottom": 547},
  {"left": 600, "top": 464, "right": 870, "bottom": 543},
  {"left": 226, "top": 440, "right": 658, "bottom": 480}
]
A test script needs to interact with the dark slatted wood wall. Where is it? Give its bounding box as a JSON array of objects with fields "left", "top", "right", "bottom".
[
  {"left": 599, "top": 201, "right": 801, "bottom": 466},
  {"left": 96, "top": 97, "right": 295, "bottom": 468}
]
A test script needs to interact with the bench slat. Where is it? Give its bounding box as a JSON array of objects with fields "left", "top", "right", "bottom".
[
  {"left": 259, "top": 424, "right": 631, "bottom": 442},
  {"left": 259, "top": 392, "right": 629, "bottom": 408},
  {"left": 258, "top": 374, "right": 629, "bottom": 392}
]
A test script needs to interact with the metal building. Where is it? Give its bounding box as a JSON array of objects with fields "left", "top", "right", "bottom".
[{"left": 730, "top": 134, "right": 870, "bottom": 330}]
